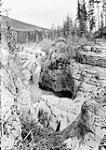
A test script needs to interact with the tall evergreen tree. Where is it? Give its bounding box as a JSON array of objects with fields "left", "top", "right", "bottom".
[
  {"left": 101, "top": 12, "right": 103, "bottom": 28},
  {"left": 82, "top": 0, "right": 87, "bottom": 22},
  {"left": 88, "top": 0, "right": 95, "bottom": 31},
  {"left": 77, "top": 0, "right": 88, "bottom": 36},
  {"left": 77, "top": 0, "right": 81, "bottom": 20},
  {"left": 103, "top": 0, "right": 106, "bottom": 26},
  {"left": 63, "top": 15, "right": 73, "bottom": 38}
]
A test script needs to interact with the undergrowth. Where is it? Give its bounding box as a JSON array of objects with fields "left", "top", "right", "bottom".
[{"left": 15, "top": 109, "right": 68, "bottom": 150}]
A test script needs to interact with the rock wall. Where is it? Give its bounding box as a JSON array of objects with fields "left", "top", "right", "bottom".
[
  {"left": 32, "top": 41, "right": 106, "bottom": 150},
  {"left": 1, "top": 38, "right": 106, "bottom": 150},
  {"left": 39, "top": 39, "right": 75, "bottom": 97},
  {"left": 63, "top": 42, "right": 106, "bottom": 150}
]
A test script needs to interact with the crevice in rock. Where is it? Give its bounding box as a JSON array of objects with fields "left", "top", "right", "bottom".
[{"left": 53, "top": 91, "right": 73, "bottom": 98}]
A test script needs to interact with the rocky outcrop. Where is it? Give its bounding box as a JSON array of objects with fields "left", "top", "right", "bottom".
[
  {"left": 74, "top": 45, "right": 106, "bottom": 68},
  {"left": 78, "top": 96, "right": 106, "bottom": 150},
  {"left": 72, "top": 42, "right": 106, "bottom": 100},
  {"left": 1, "top": 35, "right": 106, "bottom": 150},
  {"left": 39, "top": 39, "right": 75, "bottom": 97},
  {"left": 32, "top": 41, "right": 106, "bottom": 150},
  {"left": 33, "top": 94, "right": 85, "bottom": 132},
  {"left": 75, "top": 53, "right": 106, "bottom": 68},
  {"left": 56, "top": 91, "right": 106, "bottom": 150},
  {"left": 31, "top": 94, "right": 106, "bottom": 150}
]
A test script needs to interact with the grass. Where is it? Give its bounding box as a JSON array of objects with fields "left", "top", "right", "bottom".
[{"left": 17, "top": 111, "right": 68, "bottom": 150}]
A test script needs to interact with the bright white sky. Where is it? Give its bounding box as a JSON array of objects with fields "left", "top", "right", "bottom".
[{"left": 3, "top": 0, "right": 78, "bottom": 29}]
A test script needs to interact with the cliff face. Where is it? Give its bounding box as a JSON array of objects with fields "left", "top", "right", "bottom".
[
  {"left": 39, "top": 39, "right": 75, "bottom": 97},
  {"left": 63, "top": 41, "right": 106, "bottom": 149},
  {"left": 33, "top": 40, "right": 106, "bottom": 149},
  {"left": 1, "top": 37, "right": 106, "bottom": 150}
]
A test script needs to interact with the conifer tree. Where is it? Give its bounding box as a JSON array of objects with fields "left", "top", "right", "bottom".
[
  {"left": 88, "top": 0, "right": 95, "bottom": 31},
  {"left": 77, "top": 0, "right": 88, "bottom": 36},
  {"left": 63, "top": 15, "right": 73, "bottom": 38},
  {"left": 82, "top": 0, "right": 87, "bottom": 22},
  {"left": 77, "top": 0, "right": 81, "bottom": 19},
  {"left": 7, "top": 26, "right": 17, "bottom": 54},
  {"left": 103, "top": 0, "right": 106, "bottom": 26},
  {"left": 101, "top": 12, "right": 103, "bottom": 28}
]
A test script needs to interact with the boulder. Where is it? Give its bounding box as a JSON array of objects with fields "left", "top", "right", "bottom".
[
  {"left": 77, "top": 96, "right": 106, "bottom": 149},
  {"left": 39, "top": 38, "right": 75, "bottom": 97},
  {"left": 33, "top": 94, "right": 85, "bottom": 131},
  {"left": 79, "top": 98, "right": 106, "bottom": 133},
  {"left": 61, "top": 98, "right": 106, "bottom": 150}
]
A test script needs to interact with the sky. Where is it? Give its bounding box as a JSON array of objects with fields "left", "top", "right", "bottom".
[{"left": 3, "top": 0, "right": 78, "bottom": 29}]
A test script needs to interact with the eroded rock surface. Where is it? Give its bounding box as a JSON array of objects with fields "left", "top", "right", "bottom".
[
  {"left": 33, "top": 94, "right": 85, "bottom": 131},
  {"left": 1, "top": 38, "right": 106, "bottom": 150},
  {"left": 39, "top": 39, "right": 75, "bottom": 97},
  {"left": 32, "top": 40, "right": 106, "bottom": 150},
  {"left": 75, "top": 43, "right": 106, "bottom": 68},
  {"left": 78, "top": 96, "right": 106, "bottom": 149}
]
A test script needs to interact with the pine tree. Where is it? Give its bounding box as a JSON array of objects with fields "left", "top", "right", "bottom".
[
  {"left": 77, "top": 0, "right": 81, "bottom": 20},
  {"left": 101, "top": 12, "right": 103, "bottom": 28},
  {"left": 51, "top": 24, "right": 57, "bottom": 40},
  {"left": 63, "top": 15, "right": 73, "bottom": 38},
  {"left": 103, "top": 0, "right": 106, "bottom": 26},
  {"left": 77, "top": 0, "right": 88, "bottom": 36},
  {"left": 82, "top": 0, "right": 87, "bottom": 22},
  {"left": 88, "top": 0, "right": 95, "bottom": 31},
  {"left": 7, "top": 26, "right": 17, "bottom": 54}
]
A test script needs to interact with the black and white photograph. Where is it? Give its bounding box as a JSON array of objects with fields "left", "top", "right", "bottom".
[{"left": 0, "top": 0, "right": 106, "bottom": 149}]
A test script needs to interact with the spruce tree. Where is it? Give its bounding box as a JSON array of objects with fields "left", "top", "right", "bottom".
[
  {"left": 77, "top": 0, "right": 88, "bottom": 36},
  {"left": 63, "top": 15, "right": 73, "bottom": 38},
  {"left": 82, "top": 0, "right": 87, "bottom": 22},
  {"left": 103, "top": 0, "right": 106, "bottom": 27},
  {"left": 88, "top": 0, "right": 95, "bottom": 31},
  {"left": 77, "top": 0, "right": 81, "bottom": 20},
  {"left": 101, "top": 12, "right": 103, "bottom": 28}
]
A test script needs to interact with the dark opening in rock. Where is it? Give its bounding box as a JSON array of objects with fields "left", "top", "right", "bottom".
[
  {"left": 53, "top": 91, "right": 73, "bottom": 98},
  {"left": 39, "top": 83, "right": 73, "bottom": 98}
]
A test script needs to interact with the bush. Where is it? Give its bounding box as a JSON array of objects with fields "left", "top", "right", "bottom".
[{"left": 67, "top": 34, "right": 95, "bottom": 55}]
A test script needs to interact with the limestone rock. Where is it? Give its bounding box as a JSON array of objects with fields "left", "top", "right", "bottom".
[
  {"left": 60, "top": 88, "right": 106, "bottom": 150},
  {"left": 33, "top": 94, "right": 85, "bottom": 131},
  {"left": 74, "top": 45, "right": 106, "bottom": 68},
  {"left": 39, "top": 39, "right": 75, "bottom": 97},
  {"left": 79, "top": 97, "right": 106, "bottom": 135}
]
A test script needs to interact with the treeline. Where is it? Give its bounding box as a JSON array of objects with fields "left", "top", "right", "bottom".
[
  {"left": 15, "top": 30, "right": 51, "bottom": 43},
  {"left": 50, "top": 0, "right": 106, "bottom": 40},
  {"left": 2, "top": 0, "right": 106, "bottom": 44},
  {"left": 2, "top": 26, "right": 52, "bottom": 44}
]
